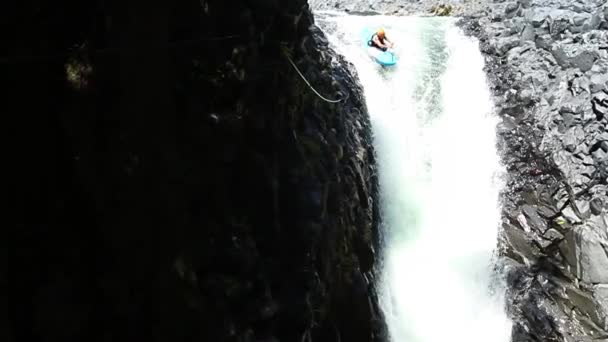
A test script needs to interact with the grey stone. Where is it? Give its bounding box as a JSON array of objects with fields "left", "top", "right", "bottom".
[
  {"left": 571, "top": 75, "right": 590, "bottom": 95},
  {"left": 560, "top": 228, "right": 578, "bottom": 271},
  {"left": 591, "top": 197, "right": 605, "bottom": 215},
  {"left": 563, "top": 126, "right": 585, "bottom": 152},
  {"left": 593, "top": 91, "right": 608, "bottom": 104},
  {"left": 528, "top": 9, "right": 549, "bottom": 27},
  {"left": 510, "top": 17, "right": 527, "bottom": 34},
  {"left": 593, "top": 101, "right": 608, "bottom": 120},
  {"left": 552, "top": 45, "right": 571, "bottom": 67},
  {"left": 560, "top": 220, "right": 608, "bottom": 284},
  {"left": 554, "top": 150, "right": 576, "bottom": 178},
  {"left": 521, "top": 23, "right": 536, "bottom": 42},
  {"left": 573, "top": 14, "right": 590, "bottom": 27},
  {"left": 535, "top": 34, "right": 553, "bottom": 50},
  {"left": 496, "top": 36, "right": 521, "bottom": 54},
  {"left": 517, "top": 0, "right": 531, "bottom": 8},
  {"left": 581, "top": 165, "right": 597, "bottom": 178},
  {"left": 590, "top": 74, "right": 608, "bottom": 93},
  {"left": 538, "top": 205, "right": 558, "bottom": 218},
  {"left": 573, "top": 51, "right": 597, "bottom": 72},
  {"left": 581, "top": 154, "right": 595, "bottom": 165},
  {"left": 563, "top": 205, "right": 582, "bottom": 223},
  {"left": 586, "top": 12, "right": 603, "bottom": 31},
  {"left": 559, "top": 94, "right": 591, "bottom": 115},
  {"left": 583, "top": 108, "right": 598, "bottom": 122},
  {"left": 543, "top": 228, "right": 565, "bottom": 241},
  {"left": 594, "top": 285, "right": 608, "bottom": 318},
  {"left": 550, "top": 18, "right": 570, "bottom": 36},
  {"left": 571, "top": 3, "right": 585, "bottom": 13},
  {"left": 577, "top": 221, "right": 608, "bottom": 284},
  {"left": 490, "top": 9, "right": 504, "bottom": 22},
  {"left": 522, "top": 204, "right": 548, "bottom": 233},
  {"left": 575, "top": 199, "right": 590, "bottom": 216},
  {"left": 563, "top": 134, "right": 577, "bottom": 152},
  {"left": 505, "top": 2, "right": 520, "bottom": 18},
  {"left": 590, "top": 187, "right": 608, "bottom": 202},
  {"left": 574, "top": 175, "right": 594, "bottom": 192},
  {"left": 592, "top": 146, "right": 608, "bottom": 160},
  {"left": 503, "top": 222, "right": 541, "bottom": 263},
  {"left": 565, "top": 285, "right": 607, "bottom": 329}
]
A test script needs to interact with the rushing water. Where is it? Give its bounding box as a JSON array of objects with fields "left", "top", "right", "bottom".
[{"left": 315, "top": 13, "right": 512, "bottom": 342}]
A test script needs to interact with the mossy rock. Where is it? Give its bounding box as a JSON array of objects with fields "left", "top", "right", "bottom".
[{"left": 431, "top": 4, "right": 453, "bottom": 16}]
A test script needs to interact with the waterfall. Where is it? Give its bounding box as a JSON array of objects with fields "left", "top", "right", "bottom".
[{"left": 316, "top": 13, "right": 512, "bottom": 342}]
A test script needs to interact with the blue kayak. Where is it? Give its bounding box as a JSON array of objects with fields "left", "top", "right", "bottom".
[{"left": 361, "top": 27, "right": 397, "bottom": 66}]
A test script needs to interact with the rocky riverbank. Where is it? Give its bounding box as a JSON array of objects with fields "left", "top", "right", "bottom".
[
  {"left": 459, "top": 1, "right": 608, "bottom": 341},
  {"left": 309, "top": 0, "right": 489, "bottom": 17},
  {"left": 8, "top": 1, "right": 386, "bottom": 341}
]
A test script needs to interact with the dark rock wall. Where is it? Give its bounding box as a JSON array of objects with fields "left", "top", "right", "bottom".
[
  {"left": 8, "top": 1, "right": 386, "bottom": 341},
  {"left": 461, "top": 0, "right": 608, "bottom": 341}
]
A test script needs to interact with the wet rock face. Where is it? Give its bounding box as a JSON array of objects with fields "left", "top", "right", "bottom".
[
  {"left": 461, "top": 0, "right": 608, "bottom": 340},
  {"left": 8, "top": 1, "right": 385, "bottom": 342}
]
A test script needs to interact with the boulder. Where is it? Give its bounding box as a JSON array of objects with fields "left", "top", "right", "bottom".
[
  {"left": 495, "top": 36, "right": 521, "bottom": 54},
  {"left": 593, "top": 91, "right": 608, "bottom": 105},
  {"left": 551, "top": 45, "right": 571, "bottom": 67},
  {"left": 563, "top": 204, "right": 583, "bottom": 223},
  {"left": 505, "top": 2, "right": 520, "bottom": 18},
  {"left": 590, "top": 74, "right": 608, "bottom": 93},
  {"left": 573, "top": 50, "right": 597, "bottom": 72},
  {"left": 517, "top": 0, "right": 531, "bottom": 9},
  {"left": 593, "top": 101, "right": 608, "bottom": 120},
  {"left": 565, "top": 284, "right": 607, "bottom": 329},
  {"left": 592, "top": 145, "right": 608, "bottom": 160},
  {"left": 595, "top": 285, "right": 608, "bottom": 323},
  {"left": 550, "top": 17, "right": 570, "bottom": 36},
  {"left": 585, "top": 11, "right": 604, "bottom": 31},
  {"left": 559, "top": 94, "right": 591, "bottom": 116},
  {"left": 503, "top": 222, "right": 542, "bottom": 263},
  {"left": 431, "top": 4, "right": 453, "bottom": 17},
  {"left": 522, "top": 205, "right": 549, "bottom": 233},
  {"left": 572, "top": 13, "right": 591, "bottom": 27},
  {"left": 535, "top": 34, "right": 553, "bottom": 50},
  {"left": 521, "top": 23, "right": 536, "bottom": 42},
  {"left": 590, "top": 197, "right": 605, "bottom": 215},
  {"left": 543, "top": 228, "right": 564, "bottom": 241},
  {"left": 562, "top": 220, "right": 608, "bottom": 283},
  {"left": 562, "top": 126, "right": 585, "bottom": 152},
  {"left": 571, "top": 75, "right": 590, "bottom": 96},
  {"left": 526, "top": 7, "right": 556, "bottom": 28}
]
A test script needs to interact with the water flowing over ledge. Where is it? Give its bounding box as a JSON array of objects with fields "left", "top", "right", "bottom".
[{"left": 316, "top": 13, "right": 512, "bottom": 342}]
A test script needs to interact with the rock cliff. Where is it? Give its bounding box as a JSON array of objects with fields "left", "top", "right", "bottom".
[
  {"left": 7, "top": 1, "right": 386, "bottom": 341},
  {"left": 461, "top": 0, "right": 608, "bottom": 340}
]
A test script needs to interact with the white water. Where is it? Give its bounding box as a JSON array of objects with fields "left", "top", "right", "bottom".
[{"left": 315, "top": 13, "right": 512, "bottom": 342}]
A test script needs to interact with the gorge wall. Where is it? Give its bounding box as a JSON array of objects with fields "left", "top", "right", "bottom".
[
  {"left": 7, "top": 1, "right": 386, "bottom": 341},
  {"left": 460, "top": 0, "right": 608, "bottom": 341}
]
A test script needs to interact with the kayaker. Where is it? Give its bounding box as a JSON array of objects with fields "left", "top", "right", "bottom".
[{"left": 369, "top": 28, "right": 394, "bottom": 51}]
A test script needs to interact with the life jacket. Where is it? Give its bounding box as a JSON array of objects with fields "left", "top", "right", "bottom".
[{"left": 368, "top": 33, "right": 384, "bottom": 48}]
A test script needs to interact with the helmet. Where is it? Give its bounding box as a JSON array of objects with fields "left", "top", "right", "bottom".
[{"left": 377, "top": 28, "right": 385, "bottom": 38}]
